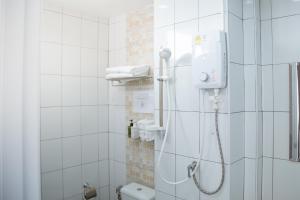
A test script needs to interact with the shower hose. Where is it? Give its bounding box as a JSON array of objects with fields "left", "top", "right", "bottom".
[{"left": 156, "top": 74, "right": 225, "bottom": 195}]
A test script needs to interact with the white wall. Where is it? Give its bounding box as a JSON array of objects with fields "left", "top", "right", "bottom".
[
  {"left": 40, "top": 4, "right": 110, "bottom": 200},
  {"left": 261, "top": 0, "right": 300, "bottom": 199}
]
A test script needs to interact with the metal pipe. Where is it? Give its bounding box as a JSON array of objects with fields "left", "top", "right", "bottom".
[{"left": 289, "top": 62, "right": 300, "bottom": 162}]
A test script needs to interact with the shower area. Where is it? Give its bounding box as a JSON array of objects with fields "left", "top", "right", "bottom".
[{"left": 1, "top": 0, "right": 300, "bottom": 200}]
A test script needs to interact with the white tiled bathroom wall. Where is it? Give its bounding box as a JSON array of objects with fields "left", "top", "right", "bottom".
[
  {"left": 153, "top": 0, "right": 245, "bottom": 199},
  {"left": 243, "top": 0, "right": 263, "bottom": 200},
  {"left": 261, "top": 0, "right": 300, "bottom": 199},
  {"left": 40, "top": 4, "right": 110, "bottom": 200}
]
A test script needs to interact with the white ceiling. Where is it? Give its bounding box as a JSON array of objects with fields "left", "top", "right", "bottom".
[{"left": 45, "top": 0, "right": 153, "bottom": 17}]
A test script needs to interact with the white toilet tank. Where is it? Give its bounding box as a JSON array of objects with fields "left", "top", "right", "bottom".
[{"left": 120, "top": 183, "right": 155, "bottom": 200}]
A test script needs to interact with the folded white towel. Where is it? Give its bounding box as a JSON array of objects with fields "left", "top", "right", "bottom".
[{"left": 106, "top": 65, "right": 150, "bottom": 76}]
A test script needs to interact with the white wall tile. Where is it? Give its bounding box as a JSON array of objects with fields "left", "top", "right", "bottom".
[
  {"left": 175, "top": 0, "right": 198, "bottom": 23},
  {"left": 62, "top": 45, "right": 81, "bottom": 75},
  {"left": 109, "top": 133, "right": 126, "bottom": 162},
  {"left": 82, "top": 134, "right": 99, "bottom": 163},
  {"left": 272, "top": 15, "right": 300, "bottom": 64},
  {"left": 154, "top": 0, "right": 175, "bottom": 28},
  {"left": 273, "top": 64, "right": 289, "bottom": 112},
  {"left": 63, "top": 166, "right": 82, "bottom": 198},
  {"left": 199, "top": 0, "right": 223, "bottom": 17},
  {"left": 200, "top": 113, "right": 228, "bottom": 163},
  {"left": 244, "top": 19, "right": 256, "bottom": 64},
  {"left": 229, "top": 113, "right": 245, "bottom": 163},
  {"left": 109, "top": 106, "right": 127, "bottom": 134},
  {"left": 99, "top": 186, "right": 110, "bottom": 200},
  {"left": 41, "top": 75, "right": 61, "bottom": 107},
  {"left": 261, "top": 20, "right": 272, "bottom": 65},
  {"left": 109, "top": 160, "right": 127, "bottom": 190},
  {"left": 109, "top": 83, "right": 127, "bottom": 106},
  {"left": 41, "top": 139, "right": 62, "bottom": 172},
  {"left": 155, "top": 111, "right": 176, "bottom": 154},
  {"left": 42, "top": 171, "right": 63, "bottom": 200},
  {"left": 62, "top": 136, "right": 81, "bottom": 168},
  {"left": 82, "top": 20, "right": 98, "bottom": 48},
  {"left": 43, "top": 2, "right": 62, "bottom": 12},
  {"left": 98, "top": 105, "right": 109, "bottom": 132},
  {"left": 175, "top": 111, "right": 200, "bottom": 158},
  {"left": 244, "top": 65, "right": 256, "bottom": 111},
  {"left": 263, "top": 112, "right": 273, "bottom": 157},
  {"left": 154, "top": 25, "right": 175, "bottom": 68},
  {"left": 82, "top": 162, "right": 99, "bottom": 188},
  {"left": 272, "top": 0, "right": 300, "bottom": 18},
  {"left": 260, "top": 0, "right": 271, "bottom": 20},
  {"left": 228, "top": 14, "right": 244, "bottom": 64},
  {"left": 174, "top": 20, "right": 198, "bottom": 66},
  {"left": 81, "top": 77, "right": 98, "bottom": 105},
  {"left": 175, "top": 67, "right": 200, "bottom": 111},
  {"left": 81, "top": 106, "right": 98, "bottom": 134},
  {"left": 229, "top": 159, "right": 245, "bottom": 200},
  {"left": 41, "top": 107, "right": 62, "bottom": 140},
  {"left": 262, "top": 65, "right": 273, "bottom": 111},
  {"left": 62, "top": 15, "right": 81, "bottom": 46},
  {"left": 155, "top": 151, "right": 176, "bottom": 196},
  {"left": 262, "top": 157, "right": 273, "bottom": 200},
  {"left": 99, "top": 133, "right": 109, "bottom": 160},
  {"left": 229, "top": 63, "right": 244, "bottom": 113},
  {"left": 175, "top": 155, "right": 200, "bottom": 200},
  {"left": 243, "top": 0, "right": 255, "bottom": 19},
  {"left": 41, "top": 43, "right": 61, "bottom": 75},
  {"left": 98, "top": 51, "right": 109, "bottom": 77},
  {"left": 62, "top": 76, "right": 80, "bottom": 106},
  {"left": 244, "top": 158, "right": 257, "bottom": 200},
  {"left": 199, "top": 14, "right": 224, "bottom": 32},
  {"left": 245, "top": 112, "right": 258, "bottom": 158},
  {"left": 199, "top": 160, "right": 231, "bottom": 200},
  {"left": 273, "top": 112, "right": 289, "bottom": 160},
  {"left": 98, "top": 78, "right": 108, "bottom": 105},
  {"left": 42, "top": 10, "right": 62, "bottom": 43},
  {"left": 99, "top": 160, "right": 110, "bottom": 187},
  {"left": 273, "top": 159, "right": 300, "bottom": 200},
  {"left": 81, "top": 48, "right": 98, "bottom": 77},
  {"left": 227, "top": 0, "right": 243, "bottom": 18},
  {"left": 98, "top": 23, "right": 109, "bottom": 51},
  {"left": 62, "top": 106, "right": 81, "bottom": 137}
]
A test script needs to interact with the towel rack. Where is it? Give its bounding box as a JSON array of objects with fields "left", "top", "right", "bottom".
[{"left": 106, "top": 75, "right": 152, "bottom": 86}]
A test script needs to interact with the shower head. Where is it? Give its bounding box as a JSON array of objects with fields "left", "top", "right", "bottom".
[{"left": 159, "top": 47, "right": 172, "bottom": 60}]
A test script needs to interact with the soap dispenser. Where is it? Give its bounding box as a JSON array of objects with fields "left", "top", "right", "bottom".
[{"left": 128, "top": 120, "right": 134, "bottom": 138}]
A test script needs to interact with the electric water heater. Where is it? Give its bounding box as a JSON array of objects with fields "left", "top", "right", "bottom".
[{"left": 192, "top": 30, "right": 227, "bottom": 89}]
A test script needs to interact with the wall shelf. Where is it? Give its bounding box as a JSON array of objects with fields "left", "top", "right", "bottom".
[{"left": 106, "top": 75, "right": 152, "bottom": 86}]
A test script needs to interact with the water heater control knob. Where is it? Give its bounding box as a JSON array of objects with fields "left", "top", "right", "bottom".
[{"left": 199, "top": 72, "right": 209, "bottom": 82}]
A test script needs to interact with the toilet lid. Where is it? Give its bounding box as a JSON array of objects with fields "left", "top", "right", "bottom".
[{"left": 121, "top": 183, "right": 155, "bottom": 200}]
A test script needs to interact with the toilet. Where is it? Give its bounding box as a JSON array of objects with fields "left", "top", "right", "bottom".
[{"left": 120, "top": 182, "right": 155, "bottom": 200}]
